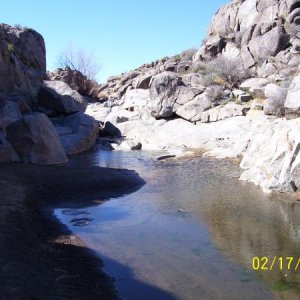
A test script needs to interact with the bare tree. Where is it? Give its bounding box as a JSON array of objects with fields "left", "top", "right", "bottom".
[{"left": 57, "top": 44, "right": 101, "bottom": 81}]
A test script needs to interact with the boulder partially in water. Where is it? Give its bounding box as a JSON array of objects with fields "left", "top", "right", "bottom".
[{"left": 6, "top": 112, "right": 68, "bottom": 165}]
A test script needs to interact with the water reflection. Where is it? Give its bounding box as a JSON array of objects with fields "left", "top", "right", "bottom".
[{"left": 56, "top": 150, "right": 300, "bottom": 299}]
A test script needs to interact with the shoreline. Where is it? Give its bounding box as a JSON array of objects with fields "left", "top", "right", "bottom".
[{"left": 0, "top": 163, "right": 145, "bottom": 299}]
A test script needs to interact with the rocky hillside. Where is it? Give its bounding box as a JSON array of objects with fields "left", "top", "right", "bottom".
[
  {"left": 0, "top": 24, "right": 99, "bottom": 165},
  {"left": 84, "top": 0, "right": 300, "bottom": 193}
]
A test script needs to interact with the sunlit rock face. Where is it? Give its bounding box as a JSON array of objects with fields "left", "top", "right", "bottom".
[
  {"left": 85, "top": 0, "right": 300, "bottom": 193},
  {"left": 194, "top": 0, "right": 300, "bottom": 72}
]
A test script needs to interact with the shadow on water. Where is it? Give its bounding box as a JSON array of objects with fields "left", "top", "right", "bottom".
[
  {"left": 50, "top": 193, "right": 179, "bottom": 300},
  {"left": 0, "top": 161, "right": 151, "bottom": 299}
]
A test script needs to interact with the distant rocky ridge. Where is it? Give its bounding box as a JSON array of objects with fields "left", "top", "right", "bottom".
[
  {"left": 83, "top": 0, "right": 300, "bottom": 193},
  {"left": 0, "top": 23, "right": 99, "bottom": 165}
]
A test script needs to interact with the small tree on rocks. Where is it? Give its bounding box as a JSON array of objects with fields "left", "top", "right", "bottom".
[{"left": 57, "top": 44, "right": 101, "bottom": 81}]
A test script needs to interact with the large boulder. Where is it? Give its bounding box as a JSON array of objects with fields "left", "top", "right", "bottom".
[
  {"left": 0, "top": 23, "right": 46, "bottom": 102},
  {"left": 149, "top": 72, "right": 183, "bottom": 118},
  {"left": 248, "top": 26, "right": 289, "bottom": 62},
  {"left": 38, "top": 80, "right": 88, "bottom": 115},
  {"left": 149, "top": 72, "right": 204, "bottom": 119},
  {"left": 176, "top": 92, "right": 211, "bottom": 122},
  {"left": 6, "top": 112, "right": 68, "bottom": 165},
  {"left": 51, "top": 112, "right": 99, "bottom": 155}
]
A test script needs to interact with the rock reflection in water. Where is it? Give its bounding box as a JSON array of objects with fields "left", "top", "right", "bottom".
[
  {"left": 56, "top": 150, "right": 300, "bottom": 300},
  {"left": 202, "top": 188, "right": 300, "bottom": 299}
]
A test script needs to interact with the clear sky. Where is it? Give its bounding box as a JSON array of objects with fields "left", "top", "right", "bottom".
[{"left": 2, "top": 0, "right": 228, "bottom": 83}]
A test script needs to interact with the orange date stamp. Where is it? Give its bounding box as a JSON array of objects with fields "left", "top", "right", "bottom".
[{"left": 252, "top": 256, "right": 300, "bottom": 271}]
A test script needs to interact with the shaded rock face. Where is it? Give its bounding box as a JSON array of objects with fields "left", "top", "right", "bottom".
[
  {"left": 38, "top": 80, "right": 88, "bottom": 115},
  {"left": 6, "top": 112, "right": 68, "bottom": 165},
  {"left": 0, "top": 23, "right": 46, "bottom": 102}
]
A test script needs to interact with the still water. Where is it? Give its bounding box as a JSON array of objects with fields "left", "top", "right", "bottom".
[{"left": 55, "top": 150, "right": 300, "bottom": 300}]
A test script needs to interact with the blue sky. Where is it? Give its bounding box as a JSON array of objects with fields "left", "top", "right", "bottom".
[{"left": 2, "top": 0, "right": 228, "bottom": 83}]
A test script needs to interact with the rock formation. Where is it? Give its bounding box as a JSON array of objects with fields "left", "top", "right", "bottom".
[
  {"left": 0, "top": 23, "right": 98, "bottom": 165},
  {"left": 84, "top": 0, "right": 300, "bottom": 193},
  {"left": 3, "top": 1, "right": 300, "bottom": 192}
]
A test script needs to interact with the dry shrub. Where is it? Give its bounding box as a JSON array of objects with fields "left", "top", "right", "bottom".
[
  {"left": 206, "top": 85, "right": 226, "bottom": 104},
  {"left": 201, "top": 56, "right": 252, "bottom": 89},
  {"left": 264, "top": 80, "right": 290, "bottom": 117},
  {"left": 180, "top": 48, "right": 197, "bottom": 61}
]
